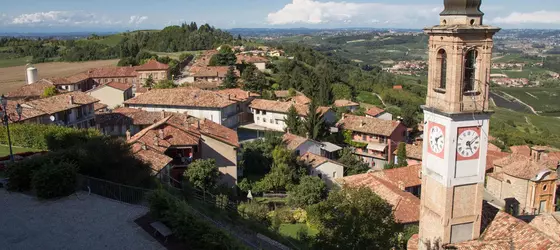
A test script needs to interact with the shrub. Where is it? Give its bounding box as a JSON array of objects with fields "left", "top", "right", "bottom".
[
  {"left": 276, "top": 207, "right": 296, "bottom": 224},
  {"left": 0, "top": 123, "right": 101, "bottom": 151},
  {"left": 292, "top": 208, "right": 307, "bottom": 223},
  {"left": 32, "top": 162, "right": 77, "bottom": 199},
  {"left": 146, "top": 189, "right": 176, "bottom": 219},
  {"left": 237, "top": 201, "right": 270, "bottom": 225},
  {"left": 6, "top": 155, "right": 48, "bottom": 191}
]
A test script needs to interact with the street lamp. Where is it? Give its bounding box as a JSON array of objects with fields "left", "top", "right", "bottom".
[{"left": 0, "top": 95, "right": 23, "bottom": 162}]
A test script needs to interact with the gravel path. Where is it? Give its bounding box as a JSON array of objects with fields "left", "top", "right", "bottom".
[{"left": 0, "top": 191, "right": 165, "bottom": 250}]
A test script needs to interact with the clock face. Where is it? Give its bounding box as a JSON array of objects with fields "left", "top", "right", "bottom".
[
  {"left": 457, "top": 127, "right": 481, "bottom": 160},
  {"left": 429, "top": 124, "right": 445, "bottom": 155}
]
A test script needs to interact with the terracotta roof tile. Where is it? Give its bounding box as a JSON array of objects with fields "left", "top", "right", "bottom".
[
  {"left": 300, "top": 152, "right": 343, "bottom": 169},
  {"left": 94, "top": 103, "right": 108, "bottom": 112},
  {"left": 131, "top": 143, "right": 173, "bottom": 172},
  {"left": 449, "top": 212, "right": 560, "bottom": 249},
  {"left": 339, "top": 172, "right": 420, "bottom": 224},
  {"left": 134, "top": 59, "right": 169, "bottom": 71},
  {"left": 371, "top": 164, "right": 422, "bottom": 189},
  {"left": 124, "top": 87, "right": 237, "bottom": 108},
  {"left": 190, "top": 66, "right": 239, "bottom": 78},
  {"left": 337, "top": 114, "right": 403, "bottom": 137},
  {"left": 273, "top": 90, "right": 304, "bottom": 98},
  {"left": 215, "top": 88, "right": 259, "bottom": 102},
  {"left": 47, "top": 72, "right": 90, "bottom": 85},
  {"left": 88, "top": 66, "right": 137, "bottom": 78},
  {"left": 290, "top": 95, "right": 311, "bottom": 105},
  {"left": 495, "top": 154, "right": 557, "bottom": 180},
  {"left": 236, "top": 55, "right": 269, "bottom": 64},
  {"left": 5, "top": 81, "right": 56, "bottom": 101},
  {"left": 22, "top": 91, "right": 98, "bottom": 115},
  {"left": 510, "top": 145, "right": 531, "bottom": 156},
  {"left": 486, "top": 150, "right": 510, "bottom": 171},
  {"left": 3, "top": 102, "right": 47, "bottom": 121},
  {"left": 366, "top": 106, "right": 386, "bottom": 117},
  {"left": 249, "top": 99, "right": 331, "bottom": 117},
  {"left": 487, "top": 143, "right": 502, "bottom": 152},
  {"left": 105, "top": 81, "right": 132, "bottom": 91},
  {"left": 334, "top": 99, "right": 359, "bottom": 107},
  {"left": 283, "top": 133, "right": 310, "bottom": 150},
  {"left": 394, "top": 143, "right": 423, "bottom": 160},
  {"left": 528, "top": 213, "right": 560, "bottom": 242}
]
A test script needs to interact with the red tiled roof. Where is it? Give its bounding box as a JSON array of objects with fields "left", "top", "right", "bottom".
[
  {"left": 494, "top": 154, "right": 557, "bottom": 180},
  {"left": 128, "top": 117, "right": 201, "bottom": 153},
  {"left": 290, "top": 95, "right": 311, "bottom": 105},
  {"left": 104, "top": 81, "right": 132, "bottom": 91},
  {"left": 283, "top": 133, "right": 311, "bottom": 150},
  {"left": 334, "top": 99, "right": 359, "bottom": 107},
  {"left": 134, "top": 59, "right": 169, "bottom": 71},
  {"left": 22, "top": 91, "right": 99, "bottom": 115},
  {"left": 190, "top": 66, "right": 239, "bottom": 78},
  {"left": 337, "top": 114, "right": 403, "bottom": 137},
  {"left": 215, "top": 88, "right": 259, "bottom": 102},
  {"left": 94, "top": 103, "right": 108, "bottom": 112},
  {"left": 366, "top": 106, "right": 386, "bottom": 117},
  {"left": 5, "top": 81, "right": 56, "bottom": 101},
  {"left": 249, "top": 99, "right": 331, "bottom": 117},
  {"left": 131, "top": 143, "right": 173, "bottom": 173},
  {"left": 449, "top": 212, "right": 560, "bottom": 250},
  {"left": 394, "top": 143, "right": 423, "bottom": 160},
  {"left": 300, "top": 152, "right": 343, "bottom": 169},
  {"left": 528, "top": 213, "right": 560, "bottom": 242},
  {"left": 486, "top": 150, "right": 510, "bottom": 171},
  {"left": 510, "top": 145, "right": 531, "bottom": 156},
  {"left": 124, "top": 87, "right": 237, "bottom": 108},
  {"left": 236, "top": 55, "right": 269, "bottom": 64},
  {"left": 487, "top": 143, "right": 501, "bottom": 152},
  {"left": 371, "top": 164, "right": 422, "bottom": 189},
  {"left": 340, "top": 172, "right": 420, "bottom": 224},
  {"left": 88, "top": 66, "right": 137, "bottom": 78},
  {"left": 47, "top": 72, "right": 90, "bottom": 85}
]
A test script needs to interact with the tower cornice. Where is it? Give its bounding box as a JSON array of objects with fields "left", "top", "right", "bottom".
[{"left": 423, "top": 25, "right": 501, "bottom": 35}]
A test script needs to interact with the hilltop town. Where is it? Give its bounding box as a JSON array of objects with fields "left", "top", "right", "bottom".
[{"left": 1, "top": 0, "right": 560, "bottom": 249}]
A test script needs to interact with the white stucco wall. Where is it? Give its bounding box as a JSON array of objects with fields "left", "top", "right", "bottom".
[
  {"left": 252, "top": 109, "right": 287, "bottom": 131},
  {"left": 295, "top": 141, "right": 322, "bottom": 156},
  {"left": 125, "top": 104, "right": 238, "bottom": 128},
  {"left": 88, "top": 86, "right": 126, "bottom": 108},
  {"left": 311, "top": 162, "right": 345, "bottom": 188}
]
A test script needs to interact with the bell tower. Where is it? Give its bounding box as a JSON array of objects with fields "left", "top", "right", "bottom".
[{"left": 419, "top": 0, "right": 500, "bottom": 248}]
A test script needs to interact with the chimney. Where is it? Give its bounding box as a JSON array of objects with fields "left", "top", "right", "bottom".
[
  {"left": 68, "top": 95, "right": 74, "bottom": 105},
  {"left": 154, "top": 136, "right": 159, "bottom": 147},
  {"left": 141, "top": 143, "right": 147, "bottom": 150},
  {"left": 125, "top": 130, "right": 131, "bottom": 140},
  {"left": 197, "top": 120, "right": 200, "bottom": 129},
  {"left": 397, "top": 181, "right": 405, "bottom": 190},
  {"left": 360, "top": 120, "right": 365, "bottom": 127},
  {"left": 158, "top": 129, "right": 164, "bottom": 139},
  {"left": 161, "top": 111, "right": 165, "bottom": 119},
  {"left": 228, "top": 94, "right": 231, "bottom": 100}
]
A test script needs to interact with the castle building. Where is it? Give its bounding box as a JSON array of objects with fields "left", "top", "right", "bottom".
[{"left": 418, "top": 0, "right": 500, "bottom": 247}]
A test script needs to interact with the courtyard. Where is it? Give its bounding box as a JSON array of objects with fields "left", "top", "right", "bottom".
[{"left": 0, "top": 191, "right": 164, "bottom": 250}]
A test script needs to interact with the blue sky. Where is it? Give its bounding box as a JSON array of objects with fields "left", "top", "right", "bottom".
[{"left": 0, "top": 0, "right": 559, "bottom": 32}]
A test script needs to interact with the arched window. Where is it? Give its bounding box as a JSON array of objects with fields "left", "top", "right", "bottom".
[
  {"left": 437, "top": 49, "right": 447, "bottom": 89},
  {"left": 463, "top": 50, "right": 478, "bottom": 92}
]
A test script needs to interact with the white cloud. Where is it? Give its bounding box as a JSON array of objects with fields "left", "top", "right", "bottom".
[
  {"left": 11, "top": 11, "right": 119, "bottom": 26},
  {"left": 267, "top": 0, "right": 439, "bottom": 26},
  {"left": 129, "top": 16, "right": 148, "bottom": 25},
  {"left": 492, "top": 11, "right": 560, "bottom": 24}
]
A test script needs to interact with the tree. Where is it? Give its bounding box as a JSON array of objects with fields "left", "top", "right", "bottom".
[
  {"left": 338, "top": 147, "right": 370, "bottom": 176},
  {"left": 241, "top": 64, "right": 268, "bottom": 92},
  {"left": 287, "top": 176, "right": 327, "bottom": 208},
  {"left": 332, "top": 83, "right": 352, "bottom": 100},
  {"left": 307, "top": 186, "right": 400, "bottom": 249},
  {"left": 42, "top": 86, "right": 59, "bottom": 98},
  {"left": 254, "top": 145, "right": 304, "bottom": 192},
  {"left": 396, "top": 142, "right": 409, "bottom": 167},
  {"left": 222, "top": 66, "right": 238, "bottom": 88},
  {"left": 302, "top": 101, "right": 327, "bottom": 140},
  {"left": 144, "top": 74, "right": 155, "bottom": 88},
  {"left": 209, "top": 46, "right": 236, "bottom": 66},
  {"left": 153, "top": 80, "right": 176, "bottom": 89},
  {"left": 185, "top": 159, "right": 219, "bottom": 191},
  {"left": 284, "top": 105, "right": 303, "bottom": 135}
]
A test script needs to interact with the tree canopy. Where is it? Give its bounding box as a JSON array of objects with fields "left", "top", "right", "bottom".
[
  {"left": 287, "top": 176, "right": 327, "bottom": 208},
  {"left": 185, "top": 159, "right": 220, "bottom": 191}
]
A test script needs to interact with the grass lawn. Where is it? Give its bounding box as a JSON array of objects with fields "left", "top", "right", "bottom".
[
  {"left": 0, "top": 145, "right": 39, "bottom": 157},
  {"left": 93, "top": 34, "right": 125, "bottom": 47},
  {"left": 148, "top": 50, "right": 201, "bottom": 60},
  {"left": 279, "top": 223, "right": 318, "bottom": 240},
  {"left": 357, "top": 91, "right": 383, "bottom": 106}
]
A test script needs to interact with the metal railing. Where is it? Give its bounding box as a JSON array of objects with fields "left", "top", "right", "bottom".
[{"left": 75, "top": 174, "right": 151, "bottom": 206}]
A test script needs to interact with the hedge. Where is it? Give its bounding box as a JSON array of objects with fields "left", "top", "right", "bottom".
[
  {"left": 5, "top": 155, "right": 47, "bottom": 191},
  {"left": 32, "top": 162, "right": 77, "bottom": 199},
  {"left": 0, "top": 123, "right": 102, "bottom": 151},
  {"left": 146, "top": 190, "right": 248, "bottom": 250}
]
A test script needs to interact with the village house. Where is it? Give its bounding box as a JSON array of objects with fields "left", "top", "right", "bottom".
[
  {"left": 126, "top": 113, "right": 239, "bottom": 187},
  {"left": 134, "top": 59, "right": 170, "bottom": 83},
  {"left": 9, "top": 92, "right": 98, "bottom": 128},
  {"left": 339, "top": 172, "right": 420, "bottom": 225},
  {"left": 215, "top": 88, "right": 259, "bottom": 125},
  {"left": 249, "top": 99, "right": 336, "bottom": 132},
  {"left": 337, "top": 114, "right": 407, "bottom": 169},
  {"left": 5, "top": 80, "right": 62, "bottom": 102},
  {"left": 334, "top": 99, "right": 360, "bottom": 112},
  {"left": 123, "top": 87, "right": 243, "bottom": 128},
  {"left": 371, "top": 164, "right": 422, "bottom": 198},
  {"left": 267, "top": 50, "right": 285, "bottom": 57},
  {"left": 47, "top": 72, "right": 92, "bottom": 92},
  {"left": 185, "top": 66, "right": 239, "bottom": 83},
  {"left": 394, "top": 143, "right": 423, "bottom": 166},
  {"left": 365, "top": 106, "right": 393, "bottom": 120},
  {"left": 282, "top": 133, "right": 342, "bottom": 159},
  {"left": 87, "top": 82, "right": 133, "bottom": 108},
  {"left": 300, "top": 152, "right": 344, "bottom": 188},
  {"left": 486, "top": 148, "right": 560, "bottom": 215},
  {"left": 236, "top": 55, "right": 269, "bottom": 71}
]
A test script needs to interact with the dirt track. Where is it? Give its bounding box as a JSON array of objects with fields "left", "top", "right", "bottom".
[{"left": 0, "top": 59, "right": 119, "bottom": 94}]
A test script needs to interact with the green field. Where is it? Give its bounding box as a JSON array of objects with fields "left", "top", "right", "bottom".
[
  {"left": 356, "top": 91, "right": 383, "bottom": 106},
  {"left": 0, "top": 56, "right": 32, "bottom": 68},
  {"left": 91, "top": 34, "right": 125, "bottom": 47},
  {"left": 0, "top": 145, "right": 39, "bottom": 157},
  {"left": 279, "top": 223, "right": 318, "bottom": 240},
  {"left": 491, "top": 66, "right": 549, "bottom": 79},
  {"left": 495, "top": 87, "right": 560, "bottom": 116}
]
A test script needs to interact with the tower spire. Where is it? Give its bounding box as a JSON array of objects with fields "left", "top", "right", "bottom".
[{"left": 441, "top": 0, "right": 483, "bottom": 16}]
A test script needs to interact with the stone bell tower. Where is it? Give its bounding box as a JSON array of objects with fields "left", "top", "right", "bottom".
[{"left": 418, "top": 0, "right": 500, "bottom": 248}]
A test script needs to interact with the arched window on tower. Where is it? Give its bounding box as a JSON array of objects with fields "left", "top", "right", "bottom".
[
  {"left": 463, "top": 50, "right": 478, "bottom": 92},
  {"left": 436, "top": 49, "right": 447, "bottom": 89}
]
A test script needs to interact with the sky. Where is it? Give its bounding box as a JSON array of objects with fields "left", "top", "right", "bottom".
[{"left": 0, "top": 0, "right": 559, "bottom": 32}]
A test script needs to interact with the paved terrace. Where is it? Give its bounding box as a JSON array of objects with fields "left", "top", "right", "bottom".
[{"left": 0, "top": 191, "right": 164, "bottom": 250}]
